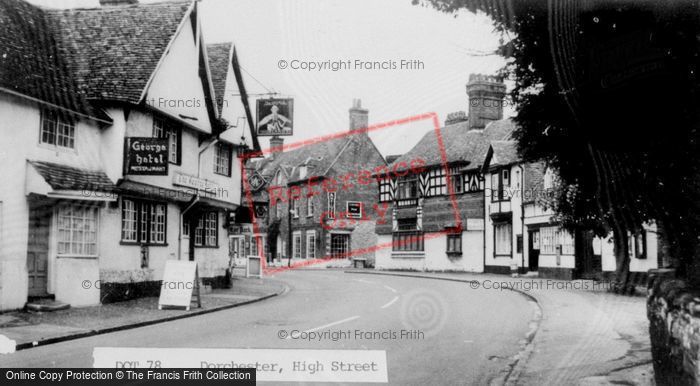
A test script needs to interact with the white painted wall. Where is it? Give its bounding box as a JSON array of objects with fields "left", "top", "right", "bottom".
[{"left": 484, "top": 165, "right": 523, "bottom": 269}]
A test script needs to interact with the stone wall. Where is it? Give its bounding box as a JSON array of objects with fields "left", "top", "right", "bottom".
[{"left": 647, "top": 269, "right": 700, "bottom": 385}]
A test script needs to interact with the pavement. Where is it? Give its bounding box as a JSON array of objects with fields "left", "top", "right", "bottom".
[
  {"left": 345, "top": 269, "right": 654, "bottom": 386},
  {"left": 0, "top": 277, "right": 287, "bottom": 352}
]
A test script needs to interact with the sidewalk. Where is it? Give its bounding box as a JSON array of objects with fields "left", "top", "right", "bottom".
[
  {"left": 346, "top": 269, "right": 653, "bottom": 386},
  {"left": 0, "top": 277, "right": 287, "bottom": 352}
]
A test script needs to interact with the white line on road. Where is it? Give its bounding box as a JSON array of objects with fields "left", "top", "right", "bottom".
[
  {"left": 286, "top": 316, "right": 361, "bottom": 339},
  {"left": 383, "top": 285, "right": 397, "bottom": 293},
  {"left": 353, "top": 279, "right": 374, "bottom": 284},
  {"left": 381, "top": 296, "right": 399, "bottom": 309}
]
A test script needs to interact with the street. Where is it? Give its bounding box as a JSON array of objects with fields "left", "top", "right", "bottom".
[{"left": 0, "top": 270, "right": 534, "bottom": 384}]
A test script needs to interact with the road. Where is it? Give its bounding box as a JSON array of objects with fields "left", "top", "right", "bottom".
[{"left": 0, "top": 270, "right": 534, "bottom": 384}]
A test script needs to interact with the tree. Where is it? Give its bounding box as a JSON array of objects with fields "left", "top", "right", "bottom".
[{"left": 417, "top": 0, "right": 700, "bottom": 287}]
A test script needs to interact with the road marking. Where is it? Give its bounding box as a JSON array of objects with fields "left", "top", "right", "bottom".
[
  {"left": 353, "top": 278, "right": 373, "bottom": 284},
  {"left": 383, "top": 285, "right": 397, "bottom": 293},
  {"left": 286, "top": 316, "right": 361, "bottom": 339},
  {"left": 381, "top": 296, "right": 399, "bottom": 309}
]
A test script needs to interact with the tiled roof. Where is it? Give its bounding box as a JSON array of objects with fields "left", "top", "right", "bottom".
[
  {"left": 45, "top": 1, "right": 192, "bottom": 104},
  {"left": 206, "top": 43, "right": 232, "bottom": 115},
  {"left": 0, "top": 0, "right": 94, "bottom": 118},
  {"left": 29, "top": 160, "right": 116, "bottom": 192},
  {"left": 390, "top": 118, "right": 515, "bottom": 171},
  {"left": 487, "top": 140, "right": 520, "bottom": 168},
  {"left": 523, "top": 161, "right": 546, "bottom": 203}
]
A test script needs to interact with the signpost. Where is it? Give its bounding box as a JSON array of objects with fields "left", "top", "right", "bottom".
[
  {"left": 124, "top": 137, "right": 169, "bottom": 175},
  {"left": 256, "top": 98, "right": 294, "bottom": 136},
  {"left": 158, "top": 260, "right": 201, "bottom": 311}
]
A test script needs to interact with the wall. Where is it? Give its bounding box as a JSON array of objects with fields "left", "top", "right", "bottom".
[
  {"left": 647, "top": 272, "right": 700, "bottom": 385},
  {"left": 484, "top": 165, "right": 523, "bottom": 271},
  {"left": 374, "top": 231, "right": 483, "bottom": 272}
]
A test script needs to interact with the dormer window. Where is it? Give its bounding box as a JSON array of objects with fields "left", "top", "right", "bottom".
[{"left": 40, "top": 110, "right": 75, "bottom": 149}]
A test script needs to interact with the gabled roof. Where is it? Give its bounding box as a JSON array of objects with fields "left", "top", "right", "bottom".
[
  {"left": 0, "top": 0, "right": 101, "bottom": 120},
  {"left": 523, "top": 161, "right": 547, "bottom": 203},
  {"left": 45, "top": 1, "right": 192, "bottom": 104},
  {"left": 484, "top": 140, "right": 520, "bottom": 170},
  {"left": 206, "top": 42, "right": 232, "bottom": 115},
  {"left": 29, "top": 160, "right": 116, "bottom": 192},
  {"left": 390, "top": 118, "right": 515, "bottom": 172}
]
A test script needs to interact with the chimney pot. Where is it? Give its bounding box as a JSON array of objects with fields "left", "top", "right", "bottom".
[
  {"left": 349, "top": 98, "right": 369, "bottom": 132},
  {"left": 269, "top": 136, "right": 284, "bottom": 158}
]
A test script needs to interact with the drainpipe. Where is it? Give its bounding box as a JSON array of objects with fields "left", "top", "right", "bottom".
[{"left": 519, "top": 165, "right": 525, "bottom": 271}]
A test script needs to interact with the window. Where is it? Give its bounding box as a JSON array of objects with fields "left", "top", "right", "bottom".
[
  {"left": 393, "top": 232, "right": 424, "bottom": 251},
  {"left": 306, "top": 232, "right": 316, "bottom": 259},
  {"left": 214, "top": 143, "right": 232, "bottom": 176},
  {"left": 397, "top": 218, "right": 417, "bottom": 231},
  {"left": 153, "top": 116, "right": 180, "bottom": 164},
  {"left": 293, "top": 232, "right": 302, "bottom": 259},
  {"left": 194, "top": 211, "right": 219, "bottom": 247},
  {"left": 57, "top": 205, "right": 98, "bottom": 256},
  {"left": 121, "top": 199, "right": 166, "bottom": 245},
  {"left": 426, "top": 168, "right": 446, "bottom": 196},
  {"left": 307, "top": 196, "right": 314, "bottom": 217},
  {"left": 250, "top": 235, "right": 265, "bottom": 258},
  {"left": 397, "top": 176, "right": 419, "bottom": 199},
  {"left": 379, "top": 179, "right": 393, "bottom": 202},
  {"left": 491, "top": 168, "right": 511, "bottom": 202},
  {"left": 447, "top": 233, "right": 462, "bottom": 254},
  {"left": 41, "top": 110, "right": 75, "bottom": 149},
  {"left": 448, "top": 167, "right": 463, "bottom": 194},
  {"left": 540, "top": 226, "right": 575, "bottom": 255},
  {"left": 293, "top": 199, "right": 300, "bottom": 218},
  {"left": 494, "top": 222, "right": 512, "bottom": 256},
  {"left": 632, "top": 231, "right": 647, "bottom": 259}
]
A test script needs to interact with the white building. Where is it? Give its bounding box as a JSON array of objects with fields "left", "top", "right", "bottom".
[
  {"left": 0, "top": 0, "right": 257, "bottom": 310},
  {"left": 482, "top": 141, "right": 660, "bottom": 280}
]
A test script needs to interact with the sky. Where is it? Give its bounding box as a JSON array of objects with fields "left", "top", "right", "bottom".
[{"left": 27, "top": 0, "right": 510, "bottom": 157}]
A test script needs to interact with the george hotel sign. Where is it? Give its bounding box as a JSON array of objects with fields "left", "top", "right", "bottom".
[{"left": 124, "top": 137, "right": 169, "bottom": 175}]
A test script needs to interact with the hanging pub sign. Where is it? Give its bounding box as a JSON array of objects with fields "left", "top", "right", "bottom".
[
  {"left": 256, "top": 98, "right": 293, "bottom": 136},
  {"left": 247, "top": 171, "right": 267, "bottom": 192},
  {"left": 124, "top": 137, "right": 169, "bottom": 175},
  {"left": 254, "top": 203, "right": 268, "bottom": 219}
]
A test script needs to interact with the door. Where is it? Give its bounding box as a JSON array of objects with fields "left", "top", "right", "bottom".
[
  {"left": 528, "top": 230, "right": 540, "bottom": 271},
  {"left": 330, "top": 234, "right": 350, "bottom": 258},
  {"left": 27, "top": 206, "right": 51, "bottom": 297}
]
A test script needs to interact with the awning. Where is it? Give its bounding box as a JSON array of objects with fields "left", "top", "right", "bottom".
[{"left": 26, "top": 160, "right": 117, "bottom": 202}]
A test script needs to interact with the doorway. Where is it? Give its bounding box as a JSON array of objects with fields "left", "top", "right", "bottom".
[
  {"left": 27, "top": 205, "right": 51, "bottom": 297},
  {"left": 528, "top": 230, "right": 540, "bottom": 272}
]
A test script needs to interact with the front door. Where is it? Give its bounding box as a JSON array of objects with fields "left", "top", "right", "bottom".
[
  {"left": 27, "top": 206, "right": 51, "bottom": 297},
  {"left": 528, "top": 230, "right": 540, "bottom": 271},
  {"left": 330, "top": 234, "right": 350, "bottom": 258}
]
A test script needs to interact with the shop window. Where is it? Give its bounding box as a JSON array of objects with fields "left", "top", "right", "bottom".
[
  {"left": 121, "top": 199, "right": 166, "bottom": 245},
  {"left": 494, "top": 222, "right": 512, "bottom": 256},
  {"left": 194, "top": 211, "right": 218, "bottom": 247},
  {"left": 57, "top": 204, "right": 98, "bottom": 256},
  {"left": 153, "top": 116, "right": 181, "bottom": 164},
  {"left": 214, "top": 142, "right": 232, "bottom": 176},
  {"left": 540, "top": 226, "right": 575, "bottom": 255},
  {"left": 41, "top": 110, "right": 75, "bottom": 149}
]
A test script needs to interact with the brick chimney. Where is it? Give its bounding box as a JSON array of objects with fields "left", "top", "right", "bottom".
[
  {"left": 100, "top": 0, "right": 138, "bottom": 6},
  {"left": 269, "top": 136, "right": 284, "bottom": 158},
  {"left": 466, "top": 74, "right": 506, "bottom": 131},
  {"left": 349, "top": 98, "right": 369, "bottom": 132}
]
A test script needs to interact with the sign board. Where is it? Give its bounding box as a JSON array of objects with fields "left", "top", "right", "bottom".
[
  {"left": 173, "top": 173, "right": 218, "bottom": 192},
  {"left": 246, "top": 256, "right": 263, "bottom": 278},
  {"left": 256, "top": 98, "right": 293, "bottom": 136},
  {"left": 254, "top": 203, "right": 268, "bottom": 219},
  {"left": 158, "top": 260, "right": 200, "bottom": 310},
  {"left": 124, "top": 137, "right": 169, "bottom": 175},
  {"left": 346, "top": 201, "right": 363, "bottom": 219},
  {"left": 247, "top": 171, "right": 267, "bottom": 192}
]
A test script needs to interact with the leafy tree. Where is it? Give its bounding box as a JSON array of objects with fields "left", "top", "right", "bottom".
[{"left": 417, "top": 0, "right": 700, "bottom": 288}]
